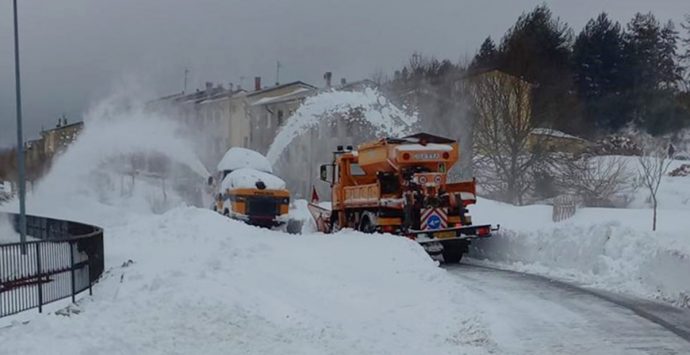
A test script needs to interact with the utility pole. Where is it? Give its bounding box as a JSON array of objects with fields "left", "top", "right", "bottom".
[
  {"left": 13, "top": 0, "right": 27, "bottom": 254},
  {"left": 183, "top": 67, "right": 189, "bottom": 93},
  {"left": 275, "top": 61, "right": 281, "bottom": 86}
]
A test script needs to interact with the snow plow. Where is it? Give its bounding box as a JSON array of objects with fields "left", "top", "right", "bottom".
[
  {"left": 211, "top": 147, "right": 298, "bottom": 231},
  {"left": 308, "top": 133, "right": 498, "bottom": 262}
]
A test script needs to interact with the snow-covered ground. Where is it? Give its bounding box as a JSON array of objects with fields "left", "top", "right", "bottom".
[{"left": 1, "top": 207, "right": 496, "bottom": 354}]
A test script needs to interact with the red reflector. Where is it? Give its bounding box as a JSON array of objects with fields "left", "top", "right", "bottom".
[
  {"left": 477, "top": 226, "right": 490, "bottom": 236},
  {"left": 382, "top": 225, "right": 395, "bottom": 233},
  {"left": 442, "top": 152, "right": 450, "bottom": 159},
  {"left": 402, "top": 153, "right": 410, "bottom": 160}
]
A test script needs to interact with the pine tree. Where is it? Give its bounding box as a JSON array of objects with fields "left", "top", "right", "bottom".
[
  {"left": 496, "top": 5, "right": 580, "bottom": 133},
  {"left": 624, "top": 13, "right": 684, "bottom": 133},
  {"left": 470, "top": 37, "right": 498, "bottom": 70},
  {"left": 572, "top": 13, "right": 628, "bottom": 132},
  {"left": 680, "top": 15, "right": 690, "bottom": 85}
]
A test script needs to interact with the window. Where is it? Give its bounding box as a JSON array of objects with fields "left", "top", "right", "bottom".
[
  {"left": 277, "top": 110, "right": 284, "bottom": 126},
  {"left": 350, "top": 163, "right": 365, "bottom": 176}
]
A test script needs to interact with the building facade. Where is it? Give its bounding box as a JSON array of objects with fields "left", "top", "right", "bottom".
[{"left": 149, "top": 79, "right": 317, "bottom": 171}]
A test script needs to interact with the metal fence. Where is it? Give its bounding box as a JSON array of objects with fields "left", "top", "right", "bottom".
[{"left": 0, "top": 213, "right": 103, "bottom": 317}]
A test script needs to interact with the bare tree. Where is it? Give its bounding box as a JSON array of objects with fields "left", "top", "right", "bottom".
[
  {"left": 638, "top": 145, "right": 674, "bottom": 231},
  {"left": 559, "top": 155, "right": 632, "bottom": 207},
  {"left": 469, "top": 70, "right": 545, "bottom": 205}
]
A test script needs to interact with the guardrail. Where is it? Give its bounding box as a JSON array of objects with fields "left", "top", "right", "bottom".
[{"left": 0, "top": 213, "right": 104, "bottom": 318}]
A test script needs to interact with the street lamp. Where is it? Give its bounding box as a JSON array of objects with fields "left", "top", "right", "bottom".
[{"left": 13, "top": 0, "right": 28, "bottom": 254}]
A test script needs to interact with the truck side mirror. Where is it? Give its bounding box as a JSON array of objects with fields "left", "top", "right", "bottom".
[
  {"left": 207, "top": 176, "right": 214, "bottom": 186},
  {"left": 320, "top": 165, "right": 329, "bottom": 182},
  {"left": 320, "top": 164, "right": 335, "bottom": 184}
]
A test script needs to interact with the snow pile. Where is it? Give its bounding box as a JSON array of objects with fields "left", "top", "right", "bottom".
[
  {"left": 222, "top": 168, "right": 286, "bottom": 190},
  {"left": 469, "top": 199, "right": 690, "bottom": 307},
  {"left": 217, "top": 147, "right": 273, "bottom": 174},
  {"left": 266, "top": 87, "right": 418, "bottom": 164},
  {"left": 1, "top": 207, "right": 493, "bottom": 354}
]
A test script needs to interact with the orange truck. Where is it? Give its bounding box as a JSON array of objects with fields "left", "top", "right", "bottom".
[{"left": 308, "top": 133, "right": 497, "bottom": 262}]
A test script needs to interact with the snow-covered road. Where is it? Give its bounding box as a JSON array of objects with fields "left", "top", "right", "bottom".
[{"left": 445, "top": 263, "right": 690, "bottom": 354}]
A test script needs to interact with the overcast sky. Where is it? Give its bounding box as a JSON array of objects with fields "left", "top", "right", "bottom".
[{"left": 1, "top": 0, "right": 688, "bottom": 147}]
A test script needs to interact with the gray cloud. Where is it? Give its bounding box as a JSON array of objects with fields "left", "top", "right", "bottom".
[{"left": 1, "top": 0, "right": 688, "bottom": 146}]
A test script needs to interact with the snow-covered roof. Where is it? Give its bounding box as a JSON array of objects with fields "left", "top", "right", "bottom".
[
  {"left": 396, "top": 143, "right": 454, "bottom": 152},
  {"left": 217, "top": 147, "right": 273, "bottom": 174},
  {"left": 221, "top": 168, "right": 286, "bottom": 190},
  {"left": 251, "top": 88, "right": 312, "bottom": 106},
  {"left": 531, "top": 128, "right": 586, "bottom": 141}
]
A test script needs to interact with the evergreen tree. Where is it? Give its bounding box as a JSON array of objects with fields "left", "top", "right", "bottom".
[
  {"left": 572, "top": 13, "right": 628, "bottom": 132},
  {"left": 470, "top": 37, "right": 498, "bottom": 70},
  {"left": 496, "top": 5, "right": 581, "bottom": 134},
  {"left": 681, "top": 15, "right": 690, "bottom": 85},
  {"left": 624, "top": 13, "right": 684, "bottom": 133}
]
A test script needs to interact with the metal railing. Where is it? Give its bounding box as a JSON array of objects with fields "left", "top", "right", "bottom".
[{"left": 0, "top": 213, "right": 104, "bottom": 317}]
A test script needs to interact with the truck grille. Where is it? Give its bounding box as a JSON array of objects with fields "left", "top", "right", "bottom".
[{"left": 246, "top": 196, "right": 279, "bottom": 217}]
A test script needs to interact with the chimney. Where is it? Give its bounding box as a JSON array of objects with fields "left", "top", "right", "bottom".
[
  {"left": 254, "top": 77, "right": 262, "bottom": 91},
  {"left": 340, "top": 78, "right": 347, "bottom": 86},
  {"left": 323, "top": 72, "right": 332, "bottom": 88}
]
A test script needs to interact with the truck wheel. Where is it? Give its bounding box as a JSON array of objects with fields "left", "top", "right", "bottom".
[
  {"left": 358, "top": 213, "right": 377, "bottom": 234},
  {"left": 442, "top": 249, "right": 463, "bottom": 263},
  {"left": 223, "top": 208, "right": 230, "bottom": 217}
]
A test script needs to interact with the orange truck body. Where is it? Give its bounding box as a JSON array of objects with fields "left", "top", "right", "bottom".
[{"left": 309, "top": 133, "right": 496, "bottom": 262}]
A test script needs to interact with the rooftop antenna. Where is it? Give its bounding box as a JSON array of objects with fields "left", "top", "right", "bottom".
[
  {"left": 275, "top": 60, "right": 281, "bottom": 86},
  {"left": 183, "top": 67, "right": 189, "bottom": 93}
]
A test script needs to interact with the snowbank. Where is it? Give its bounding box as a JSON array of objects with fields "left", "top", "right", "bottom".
[
  {"left": 217, "top": 147, "right": 273, "bottom": 174},
  {"left": 469, "top": 198, "right": 690, "bottom": 307},
  {"left": 0, "top": 214, "right": 18, "bottom": 244},
  {"left": 221, "top": 168, "right": 286, "bottom": 190},
  {"left": 266, "top": 87, "right": 418, "bottom": 164},
  {"left": 1, "top": 207, "right": 492, "bottom": 354}
]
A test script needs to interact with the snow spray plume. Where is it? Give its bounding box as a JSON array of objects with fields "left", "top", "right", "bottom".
[
  {"left": 266, "top": 87, "right": 418, "bottom": 164},
  {"left": 9, "top": 91, "right": 210, "bottom": 225}
]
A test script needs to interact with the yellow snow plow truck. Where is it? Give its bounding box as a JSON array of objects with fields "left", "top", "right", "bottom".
[
  {"left": 308, "top": 133, "right": 498, "bottom": 262},
  {"left": 211, "top": 148, "right": 291, "bottom": 228}
]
